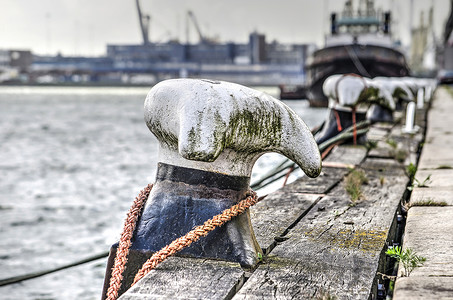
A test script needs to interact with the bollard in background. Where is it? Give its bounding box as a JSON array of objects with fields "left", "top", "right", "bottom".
[
  {"left": 403, "top": 101, "right": 418, "bottom": 134},
  {"left": 316, "top": 74, "right": 369, "bottom": 144},
  {"left": 417, "top": 88, "right": 425, "bottom": 109},
  {"left": 315, "top": 74, "right": 429, "bottom": 144},
  {"left": 364, "top": 79, "right": 395, "bottom": 123},
  {"left": 102, "top": 78, "right": 321, "bottom": 298},
  {"left": 373, "top": 77, "right": 414, "bottom": 111},
  {"left": 366, "top": 104, "right": 394, "bottom": 123},
  {"left": 425, "top": 85, "right": 432, "bottom": 102}
]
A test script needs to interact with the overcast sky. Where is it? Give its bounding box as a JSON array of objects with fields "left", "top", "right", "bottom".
[{"left": 0, "top": 0, "right": 451, "bottom": 56}]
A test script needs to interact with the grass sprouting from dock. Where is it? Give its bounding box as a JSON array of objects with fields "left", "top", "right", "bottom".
[
  {"left": 345, "top": 169, "right": 368, "bottom": 205},
  {"left": 410, "top": 199, "right": 448, "bottom": 207},
  {"left": 386, "top": 246, "right": 426, "bottom": 277}
]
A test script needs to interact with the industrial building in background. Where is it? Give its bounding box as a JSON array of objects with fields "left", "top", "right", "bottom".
[
  {"left": 0, "top": 0, "right": 314, "bottom": 86},
  {"left": 16, "top": 31, "right": 313, "bottom": 86},
  {"left": 1, "top": 0, "right": 452, "bottom": 86}
]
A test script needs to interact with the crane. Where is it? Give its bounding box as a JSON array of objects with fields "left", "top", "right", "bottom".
[
  {"left": 186, "top": 10, "right": 206, "bottom": 44},
  {"left": 136, "top": 0, "right": 150, "bottom": 45}
]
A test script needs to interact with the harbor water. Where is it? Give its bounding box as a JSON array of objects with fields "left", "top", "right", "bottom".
[{"left": 0, "top": 85, "right": 327, "bottom": 299}]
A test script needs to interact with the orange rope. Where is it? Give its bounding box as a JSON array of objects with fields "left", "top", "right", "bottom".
[
  {"left": 333, "top": 109, "right": 343, "bottom": 131},
  {"left": 321, "top": 142, "right": 339, "bottom": 160},
  {"left": 132, "top": 191, "right": 259, "bottom": 285},
  {"left": 106, "top": 185, "right": 260, "bottom": 300},
  {"left": 106, "top": 184, "right": 153, "bottom": 300},
  {"left": 282, "top": 166, "right": 295, "bottom": 187}
]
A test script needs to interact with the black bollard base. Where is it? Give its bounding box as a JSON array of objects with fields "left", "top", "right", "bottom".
[
  {"left": 102, "top": 163, "right": 262, "bottom": 298},
  {"left": 131, "top": 163, "right": 261, "bottom": 266},
  {"left": 367, "top": 105, "right": 394, "bottom": 124},
  {"left": 395, "top": 98, "right": 405, "bottom": 111},
  {"left": 316, "top": 108, "right": 367, "bottom": 145}
]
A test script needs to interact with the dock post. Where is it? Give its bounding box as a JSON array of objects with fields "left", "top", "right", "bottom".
[
  {"left": 403, "top": 101, "right": 417, "bottom": 134},
  {"left": 417, "top": 88, "right": 425, "bottom": 109},
  {"left": 102, "top": 78, "right": 321, "bottom": 298}
]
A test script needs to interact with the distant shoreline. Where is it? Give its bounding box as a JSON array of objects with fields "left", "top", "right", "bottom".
[{"left": 0, "top": 81, "right": 279, "bottom": 88}]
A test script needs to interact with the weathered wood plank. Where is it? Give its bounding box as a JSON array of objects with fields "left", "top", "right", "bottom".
[
  {"left": 234, "top": 193, "right": 384, "bottom": 299},
  {"left": 250, "top": 192, "right": 321, "bottom": 254},
  {"left": 372, "top": 122, "right": 395, "bottom": 131},
  {"left": 388, "top": 124, "right": 424, "bottom": 165},
  {"left": 368, "top": 140, "right": 395, "bottom": 159},
  {"left": 367, "top": 120, "right": 394, "bottom": 159},
  {"left": 393, "top": 277, "right": 453, "bottom": 299},
  {"left": 393, "top": 207, "right": 453, "bottom": 299},
  {"left": 397, "top": 207, "right": 453, "bottom": 278},
  {"left": 119, "top": 257, "right": 244, "bottom": 300},
  {"left": 281, "top": 167, "right": 349, "bottom": 194},
  {"left": 418, "top": 143, "right": 453, "bottom": 170},
  {"left": 410, "top": 168, "right": 453, "bottom": 205},
  {"left": 360, "top": 157, "right": 407, "bottom": 176},
  {"left": 323, "top": 145, "right": 368, "bottom": 166},
  {"left": 367, "top": 126, "right": 391, "bottom": 141},
  {"left": 234, "top": 158, "right": 409, "bottom": 300},
  {"left": 392, "top": 87, "right": 453, "bottom": 299}
]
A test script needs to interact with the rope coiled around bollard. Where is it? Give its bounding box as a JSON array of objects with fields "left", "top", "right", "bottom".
[
  {"left": 106, "top": 184, "right": 153, "bottom": 300},
  {"left": 106, "top": 184, "right": 260, "bottom": 300}
]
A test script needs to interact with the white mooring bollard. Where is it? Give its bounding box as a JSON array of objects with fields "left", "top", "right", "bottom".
[
  {"left": 403, "top": 101, "right": 418, "bottom": 134},
  {"left": 417, "top": 88, "right": 425, "bottom": 109},
  {"left": 102, "top": 78, "right": 322, "bottom": 298}
]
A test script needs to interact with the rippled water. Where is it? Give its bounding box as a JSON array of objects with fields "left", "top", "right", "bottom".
[{"left": 0, "top": 85, "right": 327, "bottom": 300}]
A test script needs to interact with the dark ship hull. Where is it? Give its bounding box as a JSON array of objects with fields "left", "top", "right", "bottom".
[
  {"left": 306, "top": 44, "right": 410, "bottom": 107},
  {"left": 279, "top": 85, "right": 308, "bottom": 100}
]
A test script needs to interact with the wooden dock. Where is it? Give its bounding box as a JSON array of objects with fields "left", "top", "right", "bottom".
[
  {"left": 393, "top": 86, "right": 453, "bottom": 299},
  {"left": 119, "top": 95, "right": 430, "bottom": 299}
]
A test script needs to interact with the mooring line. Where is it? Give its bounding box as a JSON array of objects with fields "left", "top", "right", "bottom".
[{"left": 0, "top": 251, "right": 109, "bottom": 287}]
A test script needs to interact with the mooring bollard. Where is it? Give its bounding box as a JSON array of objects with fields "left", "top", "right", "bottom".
[
  {"left": 366, "top": 104, "right": 393, "bottom": 123},
  {"left": 372, "top": 77, "right": 413, "bottom": 111},
  {"left": 102, "top": 78, "right": 321, "bottom": 298},
  {"left": 403, "top": 101, "right": 418, "bottom": 134},
  {"left": 414, "top": 78, "right": 437, "bottom": 104},
  {"left": 425, "top": 85, "right": 433, "bottom": 102},
  {"left": 401, "top": 77, "right": 420, "bottom": 100},
  {"left": 365, "top": 79, "right": 395, "bottom": 123},
  {"left": 316, "top": 74, "right": 369, "bottom": 144},
  {"left": 424, "top": 79, "right": 437, "bottom": 102},
  {"left": 417, "top": 88, "right": 425, "bottom": 109}
]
